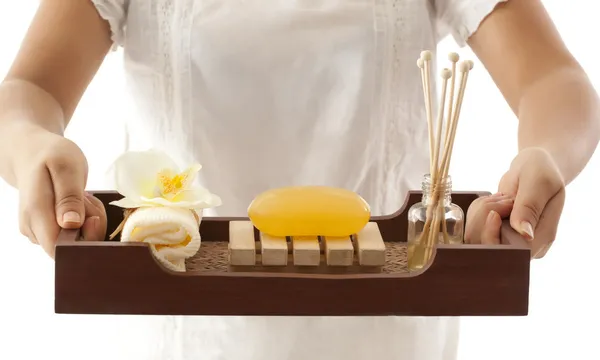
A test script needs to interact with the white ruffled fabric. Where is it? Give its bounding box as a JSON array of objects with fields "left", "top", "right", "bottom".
[
  {"left": 91, "top": 0, "right": 127, "bottom": 50},
  {"left": 120, "top": 206, "right": 201, "bottom": 272}
]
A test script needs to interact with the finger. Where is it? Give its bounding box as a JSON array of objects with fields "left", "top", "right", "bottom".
[
  {"left": 534, "top": 243, "right": 551, "bottom": 259},
  {"left": 465, "top": 197, "right": 514, "bottom": 243},
  {"left": 84, "top": 192, "right": 106, "bottom": 215},
  {"left": 474, "top": 194, "right": 514, "bottom": 211},
  {"left": 81, "top": 195, "right": 107, "bottom": 241},
  {"left": 46, "top": 154, "right": 87, "bottom": 229},
  {"left": 532, "top": 188, "right": 565, "bottom": 259},
  {"left": 498, "top": 171, "right": 518, "bottom": 197},
  {"left": 510, "top": 170, "right": 561, "bottom": 241},
  {"left": 26, "top": 167, "right": 61, "bottom": 258},
  {"left": 84, "top": 194, "right": 102, "bottom": 217},
  {"left": 484, "top": 192, "right": 509, "bottom": 200},
  {"left": 484, "top": 197, "right": 515, "bottom": 218},
  {"left": 81, "top": 216, "right": 102, "bottom": 241},
  {"left": 480, "top": 210, "right": 502, "bottom": 245},
  {"left": 86, "top": 193, "right": 107, "bottom": 240}
]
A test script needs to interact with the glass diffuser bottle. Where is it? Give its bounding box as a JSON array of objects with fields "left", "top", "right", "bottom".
[{"left": 407, "top": 174, "right": 464, "bottom": 270}]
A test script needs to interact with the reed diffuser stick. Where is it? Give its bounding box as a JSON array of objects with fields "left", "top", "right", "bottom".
[
  {"left": 434, "top": 61, "right": 473, "bottom": 249},
  {"left": 439, "top": 53, "right": 460, "bottom": 244},
  {"left": 419, "top": 51, "right": 436, "bottom": 175},
  {"left": 423, "top": 68, "right": 452, "bottom": 258},
  {"left": 432, "top": 69, "right": 452, "bottom": 182},
  {"left": 409, "top": 52, "right": 473, "bottom": 270},
  {"left": 444, "top": 53, "right": 460, "bottom": 146},
  {"left": 441, "top": 60, "right": 473, "bottom": 180}
]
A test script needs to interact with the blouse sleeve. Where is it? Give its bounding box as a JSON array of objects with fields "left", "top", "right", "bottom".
[
  {"left": 432, "top": 0, "right": 508, "bottom": 46},
  {"left": 90, "top": 0, "right": 128, "bottom": 49}
]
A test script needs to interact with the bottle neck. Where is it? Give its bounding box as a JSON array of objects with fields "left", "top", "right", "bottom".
[{"left": 421, "top": 174, "right": 452, "bottom": 206}]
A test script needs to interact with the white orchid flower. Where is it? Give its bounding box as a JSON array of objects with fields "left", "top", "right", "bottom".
[{"left": 106, "top": 149, "right": 222, "bottom": 212}]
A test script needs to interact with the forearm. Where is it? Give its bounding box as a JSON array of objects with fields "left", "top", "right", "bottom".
[
  {"left": 516, "top": 65, "right": 600, "bottom": 185},
  {"left": 0, "top": 79, "right": 66, "bottom": 186}
]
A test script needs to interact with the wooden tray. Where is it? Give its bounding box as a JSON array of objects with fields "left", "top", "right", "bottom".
[{"left": 54, "top": 191, "right": 531, "bottom": 316}]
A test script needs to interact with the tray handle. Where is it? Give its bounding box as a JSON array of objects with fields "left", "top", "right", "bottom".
[{"left": 56, "top": 228, "right": 81, "bottom": 245}]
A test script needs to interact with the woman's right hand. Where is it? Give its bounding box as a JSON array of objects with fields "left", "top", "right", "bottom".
[{"left": 12, "top": 124, "right": 107, "bottom": 258}]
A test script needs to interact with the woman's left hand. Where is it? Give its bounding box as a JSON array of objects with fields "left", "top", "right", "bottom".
[{"left": 465, "top": 147, "right": 566, "bottom": 258}]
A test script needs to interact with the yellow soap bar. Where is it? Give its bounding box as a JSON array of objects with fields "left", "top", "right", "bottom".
[{"left": 248, "top": 186, "right": 371, "bottom": 237}]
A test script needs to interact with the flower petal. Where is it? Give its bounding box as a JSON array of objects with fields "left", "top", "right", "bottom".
[
  {"left": 180, "top": 163, "right": 202, "bottom": 188},
  {"left": 173, "top": 186, "right": 222, "bottom": 208},
  {"left": 139, "top": 197, "right": 199, "bottom": 209},
  {"left": 139, "top": 196, "right": 183, "bottom": 207},
  {"left": 105, "top": 149, "right": 180, "bottom": 199},
  {"left": 109, "top": 197, "right": 145, "bottom": 208},
  {"left": 140, "top": 188, "right": 221, "bottom": 210}
]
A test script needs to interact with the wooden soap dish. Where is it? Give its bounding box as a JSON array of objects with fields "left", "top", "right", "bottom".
[{"left": 54, "top": 191, "right": 531, "bottom": 316}]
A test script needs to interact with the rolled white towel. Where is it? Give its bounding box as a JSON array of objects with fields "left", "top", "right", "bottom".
[{"left": 120, "top": 206, "right": 202, "bottom": 272}]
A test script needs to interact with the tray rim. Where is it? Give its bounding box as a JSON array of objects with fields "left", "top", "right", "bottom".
[{"left": 55, "top": 190, "right": 531, "bottom": 280}]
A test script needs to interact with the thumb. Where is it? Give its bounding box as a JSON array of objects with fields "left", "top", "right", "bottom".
[
  {"left": 481, "top": 210, "right": 502, "bottom": 245},
  {"left": 47, "top": 156, "right": 87, "bottom": 229},
  {"left": 510, "top": 179, "right": 552, "bottom": 241}
]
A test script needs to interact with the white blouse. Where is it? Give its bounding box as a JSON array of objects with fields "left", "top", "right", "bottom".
[{"left": 91, "top": 1, "right": 505, "bottom": 359}]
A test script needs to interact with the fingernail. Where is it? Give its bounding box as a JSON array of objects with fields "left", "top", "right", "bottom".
[
  {"left": 62, "top": 211, "right": 81, "bottom": 225},
  {"left": 519, "top": 221, "right": 534, "bottom": 240},
  {"left": 90, "top": 216, "right": 101, "bottom": 234},
  {"left": 487, "top": 210, "right": 498, "bottom": 224}
]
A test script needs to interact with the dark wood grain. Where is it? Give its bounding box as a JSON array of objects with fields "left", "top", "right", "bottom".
[{"left": 54, "top": 191, "right": 531, "bottom": 316}]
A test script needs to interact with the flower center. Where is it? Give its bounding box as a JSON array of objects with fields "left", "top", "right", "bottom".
[{"left": 157, "top": 170, "right": 188, "bottom": 197}]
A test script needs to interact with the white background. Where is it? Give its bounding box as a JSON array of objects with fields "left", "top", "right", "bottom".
[{"left": 0, "top": 1, "right": 598, "bottom": 359}]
